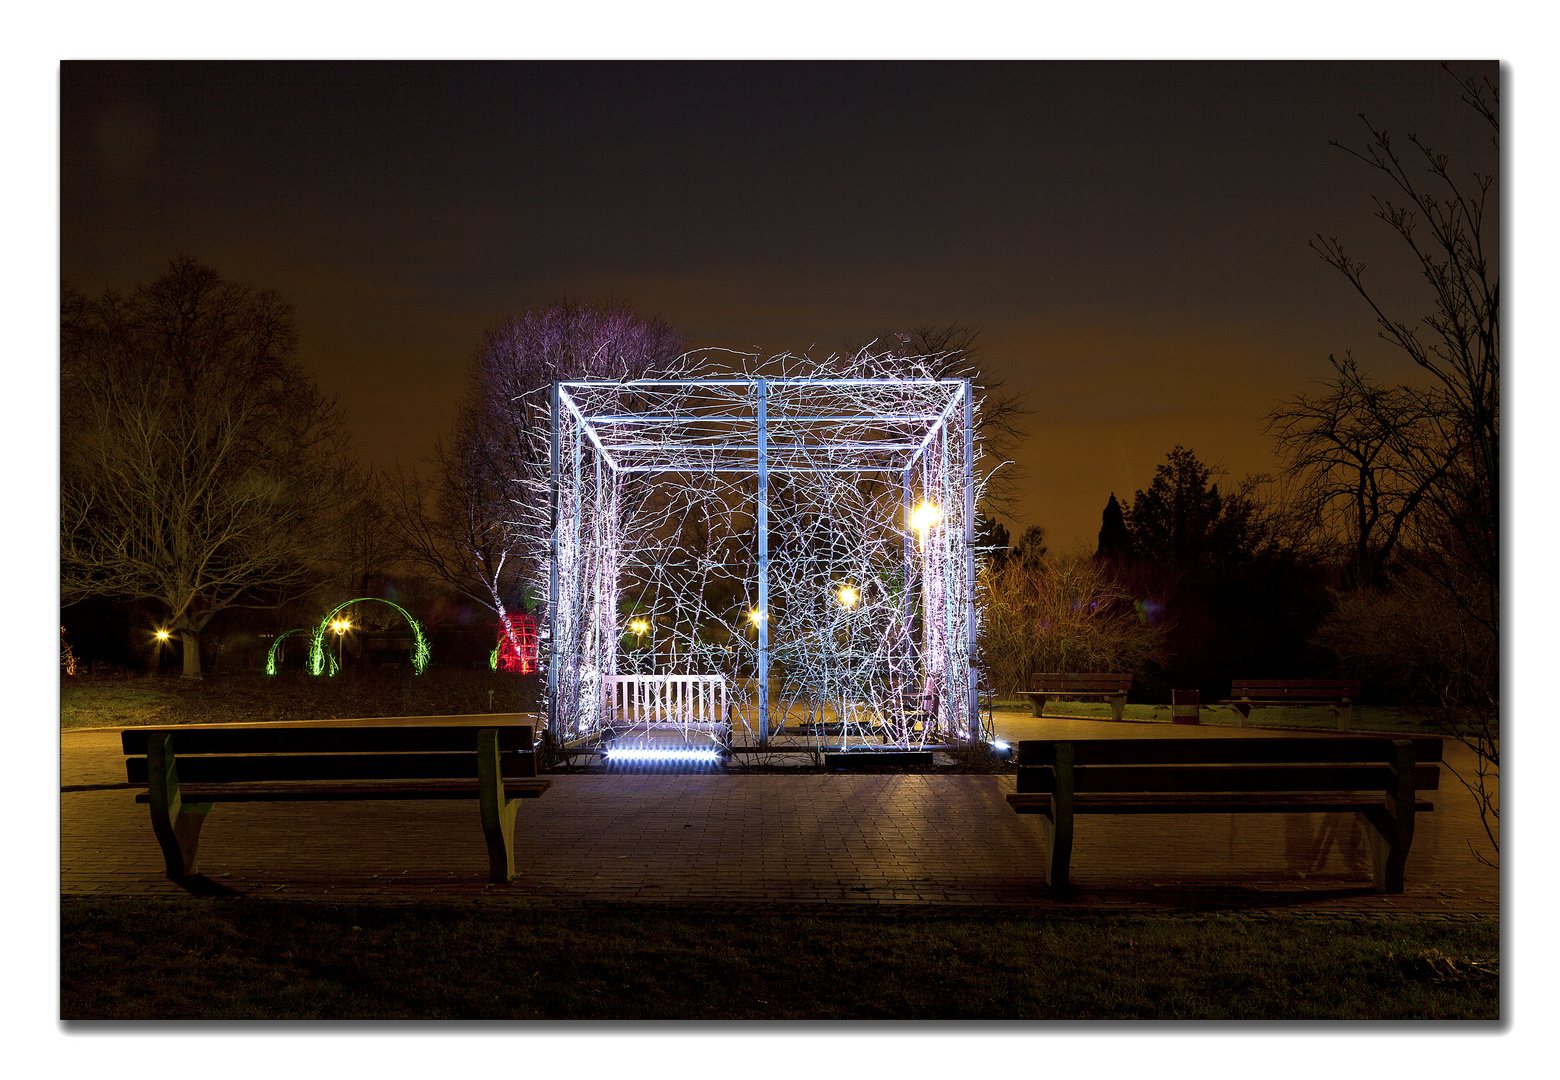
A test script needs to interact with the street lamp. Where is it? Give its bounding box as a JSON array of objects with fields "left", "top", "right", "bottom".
[
  {"left": 909, "top": 501, "right": 941, "bottom": 549},
  {"left": 331, "top": 618, "right": 350, "bottom": 670},
  {"left": 836, "top": 584, "right": 859, "bottom": 609}
]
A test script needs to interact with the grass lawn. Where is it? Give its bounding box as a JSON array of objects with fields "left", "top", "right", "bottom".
[
  {"left": 61, "top": 898, "right": 1498, "bottom": 1021},
  {"left": 60, "top": 668, "right": 543, "bottom": 730},
  {"left": 989, "top": 699, "right": 1448, "bottom": 735},
  {"left": 66, "top": 674, "right": 1440, "bottom": 737}
]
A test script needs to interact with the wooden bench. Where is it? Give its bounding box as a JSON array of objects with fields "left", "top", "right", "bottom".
[
  {"left": 1006, "top": 735, "right": 1441, "bottom": 894},
  {"left": 1021, "top": 673, "right": 1132, "bottom": 722},
  {"left": 1219, "top": 679, "right": 1361, "bottom": 731},
  {"left": 122, "top": 718, "right": 550, "bottom": 885}
]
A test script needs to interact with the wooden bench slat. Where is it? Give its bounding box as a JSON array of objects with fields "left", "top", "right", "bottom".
[
  {"left": 1007, "top": 792, "right": 1434, "bottom": 814},
  {"left": 1016, "top": 737, "right": 1442, "bottom": 767},
  {"left": 123, "top": 721, "right": 543, "bottom": 886},
  {"left": 1221, "top": 680, "right": 1361, "bottom": 730},
  {"left": 126, "top": 751, "right": 538, "bottom": 785},
  {"left": 1221, "top": 695, "right": 1356, "bottom": 703},
  {"left": 134, "top": 778, "right": 552, "bottom": 802},
  {"left": 1015, "top": 763, "right": 1440, "bottom": 794},
  {"left": 1023, "top": 674, "right": 1132, "bottom": 720},
  {"left": 1007, "top": 736, "right": 1437, "bottom": 895},
  {"left": 1027, "top": 674, "right": 1133, "bottom": 690},
  {"left": 121, "top": 724, "right": 535, "bottom": 756},
  {"left": 1230, "top": 680, "right": 1359, "bottom": 692}
]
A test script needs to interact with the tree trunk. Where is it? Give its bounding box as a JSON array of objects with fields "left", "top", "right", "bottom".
[{"left": 179, "top": 629, "right": 203, "bottom": 679}]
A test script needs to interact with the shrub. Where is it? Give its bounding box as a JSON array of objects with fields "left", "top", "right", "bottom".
[{"left": 980, "top": 552, "right": 1167, "bottom": 698}]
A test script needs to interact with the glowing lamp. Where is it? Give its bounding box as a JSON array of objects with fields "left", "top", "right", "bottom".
[
  {"left": 628, "top": 618, "right": 649, "bottom": 635},
  {"left": 155, "top": 630, "right": 170, "bottom": 642},
  {"left": 909, "top": 501, "right": 942, "bottom": 547},
  {"left": 748, "top": 608, "right": 765, "bottom": 627},
  {"left": 837, "top": 584, "right": 859, "bottom": 608}
]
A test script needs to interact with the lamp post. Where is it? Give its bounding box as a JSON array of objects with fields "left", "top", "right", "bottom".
[
  {"left": 628, "top": 618, "right": 649, "bottom": 674},
  {"left": 331, "top": 618, "right": 350, "bottom": 670}
]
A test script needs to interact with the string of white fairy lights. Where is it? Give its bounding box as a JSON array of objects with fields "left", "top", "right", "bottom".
[{"left": 523, "top": 351, "right": 988, "bottom": 753}]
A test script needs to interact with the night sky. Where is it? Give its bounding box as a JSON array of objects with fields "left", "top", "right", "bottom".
[
  {"left": 25, "top": 21, "right": 1553, "bottom": 1064},
  {"left": 60, "top": 60, "right": 1500, "bottom": 549}
]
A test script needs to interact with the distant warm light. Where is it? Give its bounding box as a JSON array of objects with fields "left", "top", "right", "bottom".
[
  {"left": 331, "top": 619, "right": 350, "bottom": 634},
  {"left": 606, "top": 747, "right": 723, "bottom": 764},
  {"left": 909, "top": 502, "right": 942, "bottom": 547},
  {"left": 748, "top": 608, "right": 765, "bottom": 627},
  {"left": 155, "top": 629, "right": 170, "bottom": 642},
  {"left": 628, "top": 618, "right": 650, "bottom": 635},
  {"left": 837, "top": 585, "right": 859, "bottom": 608}
]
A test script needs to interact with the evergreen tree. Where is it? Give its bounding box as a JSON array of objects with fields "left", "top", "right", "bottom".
[
  {"left": 1124, "top": 447, "right": 1262, "bottom": 575},
  {"left": 1096, "top": 493, "right": 1133, "bottom": 560}
]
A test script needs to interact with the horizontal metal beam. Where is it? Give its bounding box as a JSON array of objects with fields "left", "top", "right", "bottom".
[
  {"left": 904, "top": 380, "right": 968, "bottom": 472},
  {"left": 558, "top": 378, "right": 963, "bottom": 388},
  {"left": 612, "top": 465, "right": 911, "bottom": 474},
  {"left": 583, "top": 414, "right": 947, "bottom": 424},
  {"left": 606, "top": 442, "right": 923, "bottom": 453}
]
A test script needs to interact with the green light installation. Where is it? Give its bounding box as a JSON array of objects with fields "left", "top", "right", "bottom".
[
  {"left": 263, "top": 627, "right": 312, "bottom": 675},
  {"left": 307, "top": 598, "right": 431, "bottom": 676}
]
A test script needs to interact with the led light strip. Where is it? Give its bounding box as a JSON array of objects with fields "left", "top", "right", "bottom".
[{"left": 605, "top": 747, "right": 725, "bottom": 763}]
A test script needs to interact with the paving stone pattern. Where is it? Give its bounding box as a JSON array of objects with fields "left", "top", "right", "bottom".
[{"left": 61, "top": 718, "right": 1498, "bottom": 913}]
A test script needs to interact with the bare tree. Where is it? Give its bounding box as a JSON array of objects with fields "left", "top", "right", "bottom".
[
  {"left": 390, "top": 301, "right": 690, "bottom": 660},
  {"left": 61, "top": 256, "right": 354, "bottom": 677},
  {"left": 1312, "top": 65, "right": 1499, "bottom": 859},
  {"left": 335, "top": 465, "right": 404, "bottom": 598},
  {"left": 1311, "top": 65, "right": 1498, "bottom": 634},
  {"left": 1265, "top": 354, "right": 1455, "bottom": 589},
  {"left": 980, "top": 551, "right": 1167, "bottom": 699},
  {"left": 855, "top": 323, "right": 1035, "bottom": 518}
]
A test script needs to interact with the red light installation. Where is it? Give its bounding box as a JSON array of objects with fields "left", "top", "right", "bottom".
[{"left": 495, "top": 613, "right": 538, "bottom": 673}]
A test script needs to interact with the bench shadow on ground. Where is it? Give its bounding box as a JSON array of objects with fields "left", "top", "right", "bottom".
[
  {"left": 172, "top": 874, "right": 242, "bottom": 898},
  {"left": 1055, "top": 884, "right": 1385, "bottom": 910}
]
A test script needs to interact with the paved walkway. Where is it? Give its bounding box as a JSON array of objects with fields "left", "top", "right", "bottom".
[{"left": 61, "top": 715, "right": 1498, "bottom": 914}]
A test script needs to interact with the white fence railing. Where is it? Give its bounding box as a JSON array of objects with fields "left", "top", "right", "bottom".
[{"left": 605, "top": 674, "right": 729, "bottom": 733}]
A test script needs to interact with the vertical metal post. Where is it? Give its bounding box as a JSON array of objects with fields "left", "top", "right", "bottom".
[
  {"left": 547, "top": 382, "right": 561, "bottom": 743},
  {"left": 573, "top": 421, "right": 584, "bottom": 724},
  {"left": 757, "top": 379, "right": 770, "bottom": 745},
  {"left": 962, "top": 379, "right": 979, "bottom": 744},
  {"left": 942, "top": 427, "right": 955, "bottom": 724},
  {"left": 902, "top": 466, "right": 914, "bottom": 697}
]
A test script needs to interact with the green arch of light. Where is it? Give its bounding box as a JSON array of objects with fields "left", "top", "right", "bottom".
[
  {"left": 307, "top": 598, "right": 431, "bottom": 676},
  {"left": 264, "top": 628, "right": 314, "bottom": 676}
]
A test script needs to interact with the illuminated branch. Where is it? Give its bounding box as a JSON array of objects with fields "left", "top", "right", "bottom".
[{"left": 534, "top": 350, "right": 995, "bottom": 753}]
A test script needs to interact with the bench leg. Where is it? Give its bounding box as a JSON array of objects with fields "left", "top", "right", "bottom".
[
  {"left": 1043, "top": 743, "right": 1075, "bottom": 894},
  {"left": 1030, "top": 694, "right": 1047, "bottom": 718},
  {"left": 1356, "top": 739, "right": 1417, "bottom": 893},
  {"left": 1230, "top": 703, "right": 1252, "bottom": 727},
  {"left": 481, "top": 794, "right": 521, "bottom": 883},
  {"left": 1357, "top": 809, "right": 1407, "bottom": 893},
  {"left": 1107, "top": 694, "right": 1126, "bottom": 724},
  {"left": 1335, "top": 702, "right": 1352, "bottom": 732},
  {"left": 145, "top": 733, "right": 212, "bottom": 882},
  {"left": 478, "top": 727, "right": 521, "bottom": 883}
]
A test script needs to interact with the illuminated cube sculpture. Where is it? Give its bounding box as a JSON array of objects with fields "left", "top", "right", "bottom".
[{"left": 543, "top": 368, "right": 984, "bottom": 751}]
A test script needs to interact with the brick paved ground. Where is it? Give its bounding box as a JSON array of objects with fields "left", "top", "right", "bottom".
[{"left": 62, "top": 714, "right": 1498, "bottom": 913}]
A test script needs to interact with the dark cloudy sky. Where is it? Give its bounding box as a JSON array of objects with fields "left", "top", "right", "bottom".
[{"left": 61, "top": 60, "right": 1499, "bottom": 549}]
